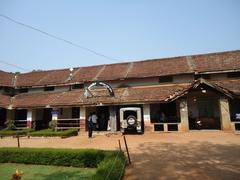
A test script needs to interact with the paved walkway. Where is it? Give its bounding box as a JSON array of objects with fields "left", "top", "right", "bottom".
[{"left": 0, "top": 131, "right": 240, "bottom": 179}]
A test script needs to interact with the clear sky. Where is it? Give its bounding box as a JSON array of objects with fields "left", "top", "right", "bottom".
[{"left": 0, "top": 0, "right": 240, "bottom": 73}]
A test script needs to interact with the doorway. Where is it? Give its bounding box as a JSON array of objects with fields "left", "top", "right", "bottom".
[
  {"left": 0, "top": 108, "right": 6, "bottom": 128},
  {"left": 96, "top": 106, "right": 109, "bottom": 131}
]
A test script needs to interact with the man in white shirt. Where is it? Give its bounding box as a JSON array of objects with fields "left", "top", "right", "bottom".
[{"left": 91, "top": 113, "right": 97, "bottom": 124}]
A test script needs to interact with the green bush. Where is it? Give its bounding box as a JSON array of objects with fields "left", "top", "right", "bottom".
[
  {"left": 94, "top": 152, "right": 126, "bottom": 180},
  {"left": 4, "top": 119, "right": 17, "bottom": 130},
  {"left": 0, "top": 148, "right": 126, "bottom": 179},
  {"left": 0, "top": 129, "right": 33, "bottom": 136},
  {"left": 0, "top": 148, "right": 109, "bottom": 168},
  {"left": 48, "top": 120, "right": 57, "bottom": 131},
  {"left": 28, "top": 129, "right": 78, "bottom": 137}
]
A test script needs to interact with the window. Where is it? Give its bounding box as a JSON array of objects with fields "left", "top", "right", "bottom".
[
  {"left": 72, "top": 84, "right": 83, "bottom": 89},
  {"left": 194, "top": 74, "right": 210, "bottom": 80},
  {"left": 227, "top": 72, "right": 240, "bottom": 78},
  {"left": 159, "top": 76, "right": 173, "bottom": 83},
  {"left": 44, "top": 86, "right": 55, "bottom": 91},
  {"left": 19, "top": 88, "right": 28, "bottom": 93}
]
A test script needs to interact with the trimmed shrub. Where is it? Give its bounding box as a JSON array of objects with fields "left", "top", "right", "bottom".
[
  {"left": 0, "top": 129, "right": 33, "bottom": 136},
  {"left": 0, "top": 148, "right": 109, "bottom": 168},
  {"left": 94, "top": 152, "right": 126, "bottom": 180},
  {"left": 28, "top": 129, "right": 78, "bottom": 137}
]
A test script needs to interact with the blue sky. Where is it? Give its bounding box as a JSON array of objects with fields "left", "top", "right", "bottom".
[{"left": 0, "top": 0, "right": 240, "bottom": 72}]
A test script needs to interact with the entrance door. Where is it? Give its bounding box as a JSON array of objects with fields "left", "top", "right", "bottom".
[
  {"left": 197, "top": 99, "right": 220, "bottom": 129},
  {"left": 198, "top": 100, "right": 214, "bottom": 118},
  {"left": 97, "top": 106, "right": 109, "bottom": 131},
  {"left": 0, "top": 108, "right": 6, "bottom": 127},
  {"left": 41, "top": 108, "right": 52, "bottom": 129}
]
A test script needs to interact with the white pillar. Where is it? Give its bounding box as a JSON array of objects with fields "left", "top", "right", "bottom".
[
  {"left": 219, "top": 97, "right": 232, "bottom": 131},
  {"left": 80, "top": 107, "right": 86, "bottom": 131},
  {"left": 143, "top": 104, "right": 153, "bottom": 132},
  {"left": 179, "top": 98, "right": 189, "bottom": 132},
  {"left": 109, "top": 106, "right": 117, "bottom": 132},
  {"left": 27, "top": 109, "right": 32, "bottom": 128}
]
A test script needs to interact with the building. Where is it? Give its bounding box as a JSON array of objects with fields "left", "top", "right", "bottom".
[{"left": 0, "top": 50, "right": 240, "bottom": 133}]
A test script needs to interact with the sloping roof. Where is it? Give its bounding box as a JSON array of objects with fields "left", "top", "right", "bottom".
[
  {"left": 213, "top": 79, "right": 240, "bottom": 95},
  {"left": 15, "top": 69, "right": 80, "bottom": 87},
  {"left": 192, "top": 50, "right": 240, "bottom": 73},
  {"left": 0, "top": 70, "right": 15, "bottom": 87},
  {"left": 127, "top": 57, "right": 192, "bottom": 78},
  {"left": 12, "top": 91, "right": 63, "bottom": 108},
  {"left": 0, "top": 94, "right": 11, "bottom": 108},
  {"left": 12, "top": 84, "right": 189, "bottom": 108},
  {"left": 2, "top": 50, "right": 240, "bottom": 88},
  {"left": 8, "top": 78, "right": 240, "bottom": 108}
]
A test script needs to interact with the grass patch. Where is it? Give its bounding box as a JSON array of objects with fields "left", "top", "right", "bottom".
[
  {"left": 0, "top": 129, "right": 33, "bottom": 136},
  {"left": 0, "top": 163, "right": 96, "bottom": 180},
  {"left": 28, "top": 129, "right": 78, "bottom": 138}
]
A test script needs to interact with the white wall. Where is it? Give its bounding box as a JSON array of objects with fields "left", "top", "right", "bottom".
[
  {"left": 54, "top": 86, "right": 70, "bottom": 92},
  {"left": 28, "top": 88, "right": 44, "bottom": 93}
]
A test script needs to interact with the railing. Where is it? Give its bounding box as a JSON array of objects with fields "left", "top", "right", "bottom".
[
  {"left": 14, "top": 120, "right": 28, "bottom": 129},
  {"left": 56, "top": 118, "right": 80, "bottom": 130},
  {"left": 154, "top": 122, "right": 180, "bottom": 132}
]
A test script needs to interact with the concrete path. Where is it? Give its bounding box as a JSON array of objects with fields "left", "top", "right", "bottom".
[{"left": 0, "top": 131, "right": 240, "bottom": 180}]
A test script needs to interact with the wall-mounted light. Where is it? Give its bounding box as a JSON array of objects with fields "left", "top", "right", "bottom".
[{"left": 201, "top": 89, "right": 207, "bottom": 93}]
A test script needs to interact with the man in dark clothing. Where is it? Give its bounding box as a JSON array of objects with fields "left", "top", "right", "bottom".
[{"left": 88, "top": 113, "right": 94, "bottom": 138}]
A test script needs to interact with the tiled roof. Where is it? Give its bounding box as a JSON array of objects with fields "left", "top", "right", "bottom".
[
  {"left": 12, "top": 84, "right": 189, "bottom": 108},
  {"left": 12, "top": 91, "right": 63, "bottom": 108},
  {"left": 192, "top": 50, "right": 240, "bottom": 73},
  {"left": 70, "top": 65, "right": 103, "bottom": 83},
  {"left": 0, "top": 94, "right": 11, "bottom": 108},
  {"left": 8, "top": 78, "right": 240, "bottom": 108},
  {"left": 0, "top": 71, "right": 14, "bottom": 87},
  {"left": 2, "top": 50, "right": 240, "bottom": 88},
  {"left": 213, "top": 79, "right": 240, "bottom": 95},
  {"left": 15, "top": 69, "right": 79, "bottom": 87},
  {"left": 127, "top": 57, "right": 192, "bottom": 78}
]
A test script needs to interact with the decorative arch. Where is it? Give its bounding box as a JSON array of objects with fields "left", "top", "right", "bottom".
[{"left": 84, "top": 81, "right": 114, "bottom": 98}]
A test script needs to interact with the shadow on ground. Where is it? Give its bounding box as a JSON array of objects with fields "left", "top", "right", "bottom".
[{"left": 124, "top": 141, "right": 240, "bottom": 180}]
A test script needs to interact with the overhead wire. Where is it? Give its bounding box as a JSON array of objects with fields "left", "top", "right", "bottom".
[
  {"left": 0, "top": 59, "right": 30, "bottom": 71},
  {"left": 0, "top": 14, "right": 117, "bottom": 62}
]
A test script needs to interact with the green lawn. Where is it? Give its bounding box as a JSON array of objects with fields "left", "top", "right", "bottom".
[{"left": 0, "top": 163, "right": 96, "bottom": 180}]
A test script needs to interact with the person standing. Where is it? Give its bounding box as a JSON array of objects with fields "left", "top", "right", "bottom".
[
  {"left": 91, "top": 113, "right": 98, "bottom": 130},
  {"left": 88, "top": 113, "right": 94, "bottom": 138}
]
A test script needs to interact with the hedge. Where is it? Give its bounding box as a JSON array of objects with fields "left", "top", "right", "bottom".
[
  {"left": 94, "top": 152, "right": 126, "bottom": 180},
  {"left": 0, "top": 148, "right": 112, "bottom": 167},
  {"left": 0, "top": 129, "right": 33, "bottom": 136},
  {"left": 0, "top": 147, "right": 126, "bottom": 179},
  {"left": 28, "top": 129, "right": 78, "bottom": 137}
]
